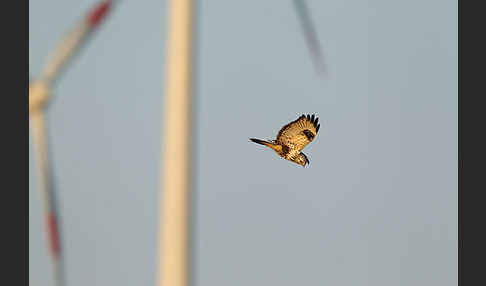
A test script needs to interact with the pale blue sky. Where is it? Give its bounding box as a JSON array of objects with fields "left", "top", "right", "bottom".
[{"left": 30, "top": 0, "right": 457, "bottom": 285}]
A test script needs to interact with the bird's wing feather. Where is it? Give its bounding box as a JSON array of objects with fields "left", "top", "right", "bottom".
[{"left": 276, "top": 114, "right": 320, "bottom": 151}]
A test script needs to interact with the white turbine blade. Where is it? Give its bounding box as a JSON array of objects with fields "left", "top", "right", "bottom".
[
  {"left": 30, "top": 111, "right": 51, "bottom": 212},
  {"left": 293, "top": 0, "right": 326, "bottom": 75},
  {"left": 40, "top": 0, "right": 115, "bottom": 84},
  {"left": 40, "top": 23, "right": 89, "bottom": 84},
  {"left": 30, "top": 110, "right": 65, "bottom": 286}
]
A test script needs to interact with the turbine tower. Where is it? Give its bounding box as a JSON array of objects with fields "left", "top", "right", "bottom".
[
  {"left": 157, "top": 0, "right": 194, "bottom": 285},
  {"left": 155, "top": 2, "right": 324, "bottom": 286}
]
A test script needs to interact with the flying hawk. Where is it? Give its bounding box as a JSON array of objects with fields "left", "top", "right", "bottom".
[{"left": 250, "top": 114, "right": 320, "bottom": 167}]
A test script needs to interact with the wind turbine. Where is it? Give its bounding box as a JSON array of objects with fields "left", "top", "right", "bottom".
[
  {"left": 29, "top": 1, "right": 116, "bottom": 285},
  {"left": 156, "top": 1, "right": 325, "bottom": 286}
]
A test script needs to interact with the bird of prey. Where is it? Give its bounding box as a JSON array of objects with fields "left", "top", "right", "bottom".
[{"left": 250, "top": 114, "right": 320, "bottom": 167}]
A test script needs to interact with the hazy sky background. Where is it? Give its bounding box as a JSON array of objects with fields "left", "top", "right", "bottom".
[{"left": 29, "top": 0, "right": 457, "bottom": 285}]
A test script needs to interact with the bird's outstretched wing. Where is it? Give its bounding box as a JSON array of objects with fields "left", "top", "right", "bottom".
[{"left": 276, "top": 114, "right": 320, "bottom": 151}]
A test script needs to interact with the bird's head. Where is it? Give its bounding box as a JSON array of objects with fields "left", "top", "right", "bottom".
[{"left": 295, "top": 153, "right": 310, "bottom": 167}]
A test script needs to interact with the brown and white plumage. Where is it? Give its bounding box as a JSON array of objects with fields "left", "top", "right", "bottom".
[{"left": 250, "top": 114, "right": 320, "bottom": 167}]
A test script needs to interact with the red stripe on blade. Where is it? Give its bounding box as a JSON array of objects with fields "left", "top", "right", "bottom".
[
  {"left": 86, "top": 0, "right": 113, "bottom": 28},
  {"left": 46, "top": 212, "right": 61, "bottom": 258}
]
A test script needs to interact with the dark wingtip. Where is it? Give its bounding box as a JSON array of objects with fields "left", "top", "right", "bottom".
[
  {"left": 316, "top": 124, "right": 320, "bottom": 133},
  {"left": 306, "top": 114, "right": 310, "bottom": 121},
  {"left": 314, "top": 117, "right": 319, "bottom": 127},
  {"left": 311, "top": 114, "right": 315, "bottom": 123}
]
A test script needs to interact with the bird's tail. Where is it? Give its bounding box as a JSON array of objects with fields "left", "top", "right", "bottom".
[
  {"left": 249, "top": 138, "right": 281, "bottom": 151},
  {"left": 250, "top": 138, "right": 271, "bottom": 146}
]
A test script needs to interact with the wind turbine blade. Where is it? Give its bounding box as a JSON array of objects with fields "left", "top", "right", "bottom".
[
  {"left": 40, "top": 0, "right": 115, "bottom": 84},
  {"left": 30, "top": 110, "right": 65, "bottom": 286},
  {"left": 293, "top": 0, "right": 326, "bottom": 75}
]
